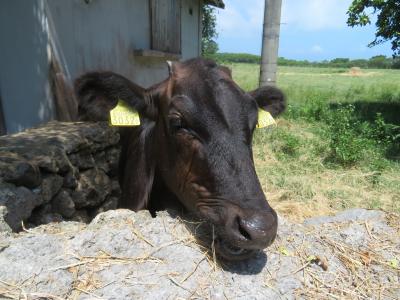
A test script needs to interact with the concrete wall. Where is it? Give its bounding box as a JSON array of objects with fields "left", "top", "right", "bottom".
[
  {"left": 0, "top": 1, "right": 54, "bottom": 134},
  {"left": 181, "top": 0, "right": 201, "bottom": 60},
  {"left": 0, "top": 0, "right": 202, "bottom": 134}
]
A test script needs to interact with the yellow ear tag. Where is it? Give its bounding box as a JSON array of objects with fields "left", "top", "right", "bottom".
[
  {"left": 109, "top": 99, "right": 140, "bottom": 126},
  {"left": 256, "top": 109, "right": 276, "bottom": 129}
]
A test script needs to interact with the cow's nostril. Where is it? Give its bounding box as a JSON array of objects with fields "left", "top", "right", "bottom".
[{"left": 236, "top": 216, "right": 252, "bottom": 241}]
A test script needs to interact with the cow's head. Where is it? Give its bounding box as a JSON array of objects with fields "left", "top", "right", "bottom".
[{"left": 75, "top": 58, "right": 285, "bottom": 260}]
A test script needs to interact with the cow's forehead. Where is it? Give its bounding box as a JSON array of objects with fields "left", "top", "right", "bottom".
[
  {"left": 171, "top": 63, "right": 256, "bottom": 117},
  {"left": 165, "top": 65, "right": 257, "bottom": 135}
]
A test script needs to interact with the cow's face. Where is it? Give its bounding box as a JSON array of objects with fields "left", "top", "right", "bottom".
[
  {"left": 75, "top": 58, "right": 285, "bottom": 260},
  {"left": 154, "top": 59, "right": 283, "bottom": 260}
]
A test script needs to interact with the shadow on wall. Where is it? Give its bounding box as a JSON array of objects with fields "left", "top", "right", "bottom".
[{"left": 0, "top": 1, "right": 55, "bottom": 134}]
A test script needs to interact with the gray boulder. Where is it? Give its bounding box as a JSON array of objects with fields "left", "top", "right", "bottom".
[
  {"left": 51, "top": 189, "right": 76, "bottom": 218},
  {"left": 72, "top": 168, "right": 112, "bottom": 208},
  {"left": 0, "top": 181, "right": 40, "bottom": 231},
  {"left": 0, "top": 209, "right": 398, "bottom": 299}
]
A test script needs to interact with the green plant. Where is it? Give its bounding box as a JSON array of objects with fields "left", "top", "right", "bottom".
[
  {"left": 325, "top": 104, "right": 367, "bottom": 166},
  {"left": 201, "top": 6, "right": 218, "bottom": 56},
  {"left": 268, "top": 128, "right": 302, "bottom": 158},
  {"left": 347, "top": 0, "right": 400, "bottom": 56}
]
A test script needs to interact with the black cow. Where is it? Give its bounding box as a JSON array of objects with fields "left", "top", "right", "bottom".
[{"left": 75, "top": 58, "right": 285, "bottom": 260}]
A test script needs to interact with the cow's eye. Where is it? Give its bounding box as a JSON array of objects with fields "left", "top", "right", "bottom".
[{"left": 169, "top": 116, "right": 186, "bottom": 133}]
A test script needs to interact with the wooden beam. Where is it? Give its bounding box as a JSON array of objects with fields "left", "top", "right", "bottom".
[{"left": 133, "top": 49, "right": 181, "bottom": 61}]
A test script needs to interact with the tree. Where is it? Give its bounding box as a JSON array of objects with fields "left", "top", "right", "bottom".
[
  {"left": 347, "top": 0, "right": 400, "bottom": 57},
  {"left": 368, "top": 55, "right": 391, "bottom": 68},
  {"left": 201, "top": 5, "right": 219, "bottom": 56}
]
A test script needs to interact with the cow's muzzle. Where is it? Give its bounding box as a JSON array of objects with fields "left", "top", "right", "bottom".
[{"left": 203, "top": 205, "right": 278, "bottom": 261}]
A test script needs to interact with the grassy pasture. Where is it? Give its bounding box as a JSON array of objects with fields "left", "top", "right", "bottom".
[{"left": 230, "top": 63, "right": 400, "bottom": 221}]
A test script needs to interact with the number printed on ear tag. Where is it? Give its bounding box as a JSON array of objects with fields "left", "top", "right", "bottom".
[
  {"left": 256, "top": 109, "right": 277, "bottom": 129},
  {"left": 109, "top": 99, "right": 141, "bottom": 126}
]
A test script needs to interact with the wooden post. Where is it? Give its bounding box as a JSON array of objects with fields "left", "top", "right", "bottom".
[{"left": 259, "top": 0, "right": 282, "bottom": 87}]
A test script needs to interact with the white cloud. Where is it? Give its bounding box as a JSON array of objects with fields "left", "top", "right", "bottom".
[
  {"left": 216, "top": 0, "right": 264, "bottom": 37},
  {"left": 217, "top": 0, "right": 353, "bottom": 38},
  {"left": 311, "top": 44, "right": 323, "bottom": 53},
  {"left": 281, "top": 0, "right": 352, "bottom": 31}
]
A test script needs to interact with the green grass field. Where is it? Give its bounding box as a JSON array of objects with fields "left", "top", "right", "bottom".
[{"left": 230, "top": 63, "right": 400, "bottom": 221}]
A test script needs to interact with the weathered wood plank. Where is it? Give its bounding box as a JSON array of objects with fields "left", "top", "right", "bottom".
[
  {"left": 150, "top": 0, "right": 181, "bottom": 54},
  {"left": 133, "top": 49, "right": 181, "bottom": 60}
]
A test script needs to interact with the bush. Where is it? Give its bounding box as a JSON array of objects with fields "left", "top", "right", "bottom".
[
  {"left": 324, "top": 104, "right": 367, "bottom": 166},
  {"left": 285, "top": 91, "right": 330, "bottom": 121},
  {"left": 371, "top": 114, "right": 400, "bottom": 159},
  {"left": 208, "top": 52, "right": 399, "bottom": 69},
  {"left": 207, "top": 52, "right": 261, "bottom": 64}
]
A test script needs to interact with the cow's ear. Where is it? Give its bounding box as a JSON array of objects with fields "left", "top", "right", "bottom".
[
  {"left": 248, "top": 85, "right": 286, "bottom": 117},
  {"left": 74, "top": 71, "right": 156, "bottom": 122}
]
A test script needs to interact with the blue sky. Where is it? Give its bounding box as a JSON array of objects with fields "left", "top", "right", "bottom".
[{"left": 216, "top": 0, "right": 393, "bottom": 61}]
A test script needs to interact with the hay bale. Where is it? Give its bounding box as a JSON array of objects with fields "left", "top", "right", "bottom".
[{"left": 349, "top": 67, "right": 363, "bottom": 76}]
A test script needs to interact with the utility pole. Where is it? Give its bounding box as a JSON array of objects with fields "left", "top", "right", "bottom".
[{"left": 259, "top": 0, "right": 282, "bottom": 87}]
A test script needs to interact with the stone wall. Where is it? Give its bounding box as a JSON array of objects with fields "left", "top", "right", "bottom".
[
  {"left": 0, "top": 121, "right": 121, "bottom": 231},
  {"left": 0, "top": 209, "right": 398, "bottom": 299}
]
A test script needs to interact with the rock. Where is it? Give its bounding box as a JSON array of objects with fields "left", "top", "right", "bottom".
[
  {"left": 0, "top": 206, "right": 12, "bottom": 233},
  {"left": 91, "top": 196, "right": 119, "bottom": 216},
  {"left": 0, "top": 182, "right": 40, "bottom": 231},
  {"left": 28, "top": 203, "right": 52, "bottom": 225},
  {"left": 0, "top": 122, "right": 120, "bottom": 174},
  {"left": 70, "top": 209, "right": 90, "bottom": 223},
  {"left": 29, "top": 204, "right": 63, "bottom": 225},
  {"left": 72, "top": 168, "right": 112, "bottom": 208},
  {"left": 92, "top": 150, "right": 110, "bottom": 173},
  {"left": 105, "top": 147, "right": 120, "bottom": 176},
  {"left": 0, "top": 140, "right": 71, "bottom": 173},
  {"left": 62, "top": 170, "right": 78, "bottom": 189},
  {"left": 0, "top": 121, "right": 121, "bottom": 229},
  {"left": 69, "top": 151, "right": 95, "bottom": 170},
  {"left": 304, "top": 208, "right": 385, "bottom": 225},
  {"left": 40, "top": 174, "right": 64, "bottom": 204},
  {"left": 0, "top": 158, "right": 42, "bottom": 188},
  {"left": 0, "top": 209, "right": 398, "bottom": 299},
  {"left": 51, "top": 189, "right": 75, "bottom": 218},
  {"left": 37, "top": 212, "right": 63, "bottom": 224}
]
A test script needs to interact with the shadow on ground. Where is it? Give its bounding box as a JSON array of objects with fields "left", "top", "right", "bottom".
[
  {"left": 172, "top": 211, "right": 268, "bottom": 275},
  {"left": 330, "top": 100, "right": 400, "bottom": 125}
]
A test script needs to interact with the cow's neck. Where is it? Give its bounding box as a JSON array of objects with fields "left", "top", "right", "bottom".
[{"left": 147, "top": 170, "right": 185, "bottom": 216}]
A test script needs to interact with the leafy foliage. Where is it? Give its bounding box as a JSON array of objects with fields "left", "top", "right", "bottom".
[
  {"left": 209, "top": 53, "right": 400, "bottom": 69},
  {"left": 347, "top": 0, "right": 400, "bottom": 57},
  {"left": 208, "top": 52, "right": 261, "bottom": 63},
  {"left": 201, "top": 5, "right": 219, "bottom": 56},
  {"left": 325, "top": 105, "right": 367, "bottom": 166},
  {"left": 287, "top": 97, "right": 400, "bottom": 166}
]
